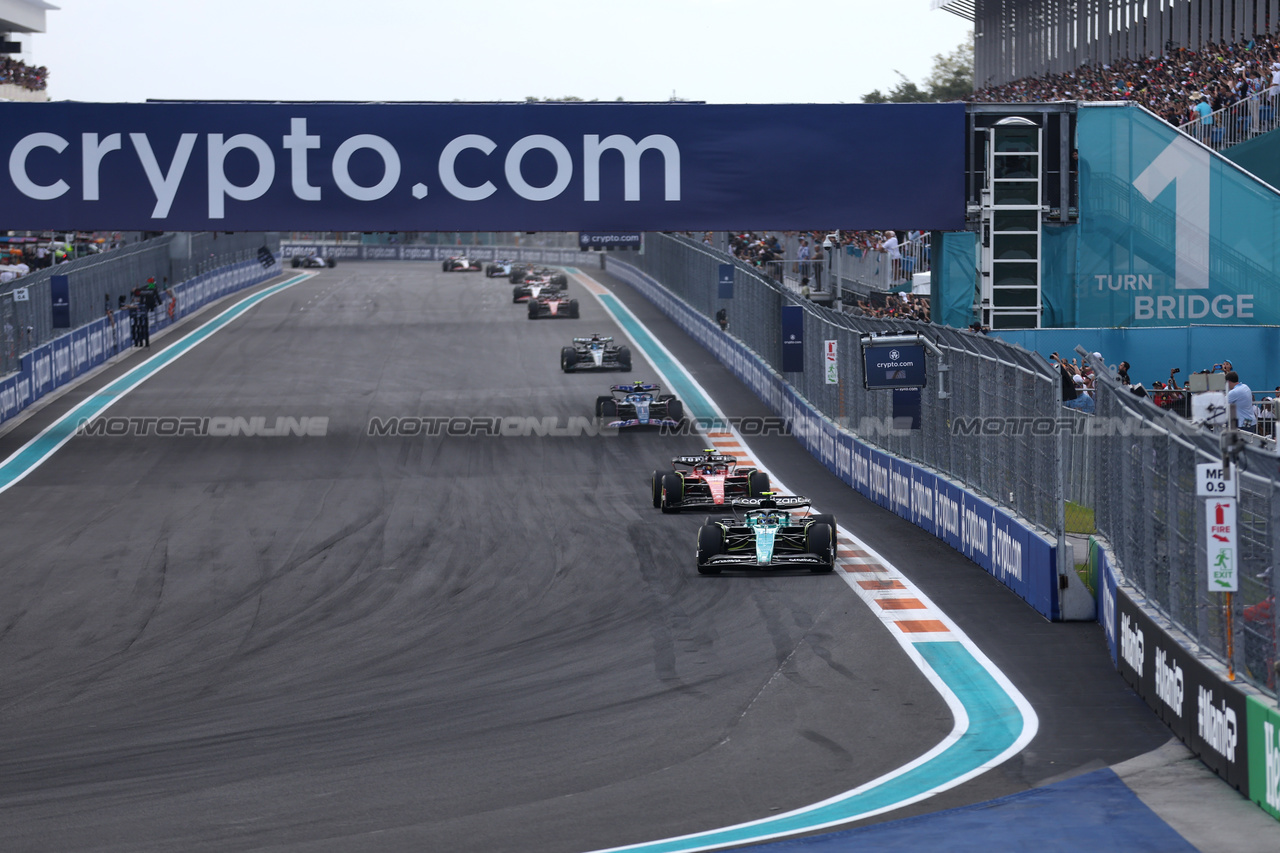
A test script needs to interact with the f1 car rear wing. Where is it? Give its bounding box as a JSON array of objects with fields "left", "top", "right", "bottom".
[
  {"left": 611, "top": 383, "right": 660, "bottom": 393},
  {"left": 672, "top": 454, "right": 736, "bottom": 466},
  {"left": 731, "top": 496, "right": 812, "bottom": 510},
  {"left": 573, "top": 336, "right": 614, "bottom": 345}
]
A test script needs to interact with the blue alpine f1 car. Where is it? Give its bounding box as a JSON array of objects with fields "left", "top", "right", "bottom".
[{"left": 593, "top": 381, "right": 683, "bottom": 428}]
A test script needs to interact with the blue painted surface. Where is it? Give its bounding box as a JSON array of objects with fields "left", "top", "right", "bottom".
[{"left": 732, "top": 769, "right": 1196, "bottom": 852}]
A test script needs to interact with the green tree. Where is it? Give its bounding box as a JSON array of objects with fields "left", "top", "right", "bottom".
[{"left": 861, "top": 34, "right": 973, "bottom": 103}]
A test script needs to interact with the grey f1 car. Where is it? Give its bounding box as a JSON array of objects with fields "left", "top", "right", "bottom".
[
  {"left": 696, "top": 495, "right": 837, "bottom": 574},
  {"left": 561, "top": 334, "right": 632, "bottom": 372},
  {"left": 442, "top": 256, "right": 483, "bottom": 272},
  {"left": 291, "top": 254, "right": 336, "bottom": 268}
]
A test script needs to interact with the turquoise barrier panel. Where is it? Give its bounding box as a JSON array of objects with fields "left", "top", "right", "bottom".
[
  {"left": 932, "top": 230, "right": 977, "bottom": 329},
  {"left": 1223, "top": 128, "right": 1280, "bottom": 191},
  {"left": 1072, "top": 104, "right": 1280, "bottom": 327}
]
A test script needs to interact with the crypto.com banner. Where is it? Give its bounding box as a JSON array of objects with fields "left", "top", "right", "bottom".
[{"left": 0, "top": 102, "right": 964, "bottom": 231}]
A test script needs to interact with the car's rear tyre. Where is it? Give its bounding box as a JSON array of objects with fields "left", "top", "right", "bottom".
[
  {"left": 806, "top": 522, "right": 835, "bottom": 572},
  {"left": 660, "top": 472, "right": 683, "bottom": 513},
  {"left": 561, "top": 346, "right": 578, "bottom": 372},
  {"left": 595, "top": 396, "right": 613, "bottom": 417},
  {"left": 568, "top": 299, "right": 580, "bottom": 319},
  {"left": 651, "top": 470, "right": 667, "bottom": 508},
  {"left": 513, "top": 286, "right": 525, "bottom": 303},
  {"left": 748, "top": 471, "right": 771, "bottom": 497},
  {"left": 666, "top": 400, "right": 684, "bottom": 423},
  {"left": 291, "top": 257, "right": 302, "bottom": 268},
  {"left": 326, "top": 258, "right": 336, "bottom": 268},
  {"left": 600, "top": 400, "right": 618, "bottom": 419},
  {"left": 617, "top": 346, "right": 632, "bottom": 372},
  {"left": 697, "top": 524, "right": 724, "bottom": 574},
  {"left": 552, "top": 274, "right": 567, "bottom": 286}
]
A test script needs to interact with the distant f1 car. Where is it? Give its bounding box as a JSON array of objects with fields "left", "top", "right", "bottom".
[
  {"left": 513, "top": 277, "right": 567, "bottom": 303},
  {"left": 442, "top": 256, "right": 483, "bottom": 272},
  {"left": 486, "top": 260, "right": 515, "bottom": 277},
  {"left": 511, "top": 266, "right": 568, "bottom": 286},
  {"left": 561, "top": 334, "right": 631, "bottom": 372},
  {"left": 528, "top": 292, "right": 580, "bottom": 318},
  {"left": 696, "top": 495, "right": 836, "bottom": 574},
  {"left": 594, "top": 381, "right": 683, "bottom": 427},
  {"left": 652, "top": 449, "right": 770, "bottom": 513},
  {"left": 291, "top": 254, "right": 336, "bottom": 268}
]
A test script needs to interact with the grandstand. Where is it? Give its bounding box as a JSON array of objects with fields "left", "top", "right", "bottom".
[
  {"left": 935, "top": 0, "right": 1280, "bottom": 90},
  {"left": 0, "top": 0, "right": 53, "bottom": 102}
]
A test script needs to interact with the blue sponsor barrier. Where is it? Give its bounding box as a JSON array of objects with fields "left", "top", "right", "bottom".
[{"left": 608, "top": 257, "right": 1061, "bottom": 620}]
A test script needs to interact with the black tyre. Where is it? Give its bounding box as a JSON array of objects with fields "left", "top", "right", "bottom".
[
  {"left": 617, "top": 346, "right": 632, "bottom": 372},
  {"left": 326, "top": 258, "right": 336, "bottom": 268},
  {"left": 291, "top": 257, "right": 302, "bottom": 268},
  {"left": 561, "top": 346, "right": 578, "bottom": 372},
  {"left": 651, "top": 470, "right": 667, "bottom": 508},
  {"left": 810, "top": 513, "right": 837, "bottom": 533},
  {"left": 510, "top": 271, "right": 525, "bottom": 283},
  {"left": 806, "top": 522, "right": 835, "bottom": 573},
  {"left": 697, "top": 524, "right": 724, "bottom": 574},
  {"left": 660, "top": 472, "right": 683, "bottom": 513},
  {"left": 552, "top": 274, "right": 568, "bottom": 286},
  {"left": 513, "top": 286, "right": 525, "bottom": 303},
  {"left": 748, "top": 471, "right": 771, "bottom": 497},
  {"left": 666, "top": 400, "right": 684, "bottom": 423},
  {"left": 442, "top": 262, "right": 449, "bottom": 272},
  {"left": 595, "top": 396, "right": 613, "bottom": 417},
  {"left": 568, "top": 299, "right": 580, "bottom": 319},
  {"left": 528, "top": 303, "right": 540, "bottom": 319},
  {"left": 600, "top": 400, "right": 618, "bottom": 419}
]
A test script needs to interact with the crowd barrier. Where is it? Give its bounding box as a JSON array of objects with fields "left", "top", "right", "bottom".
[
  {"left": 606, "top": 257, "right": 1060, "bottom": 620},
  {"left": 0, "top": 256, "right": 282, "bottom": 428}
]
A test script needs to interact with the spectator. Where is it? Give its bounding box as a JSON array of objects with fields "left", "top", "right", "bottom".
[
  {"left": 1117, "top": 361, "right": 1131, "bottom": 384},
  {"left": 881, "top": 231, "right": 902, "bottom": 281},
  {"left": 1225, "top": 370, "right": 1258, "bottom": 431}
]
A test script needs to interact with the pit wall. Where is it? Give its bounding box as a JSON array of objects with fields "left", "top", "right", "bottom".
[
  {"left": 0, "top": 256, "right": 282, "bottom": 428},
  {"left": 605, "top": 257, "right": 1060, "bottom": 622},
  {"left": 1090, "top": 537, "right": 1278, "bottom": 818}
]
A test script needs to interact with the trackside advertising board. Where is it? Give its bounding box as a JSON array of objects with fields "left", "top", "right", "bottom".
[
  {"left": 0, "top": 256, "right": 281, "bottom": 430},
  {"left": 0, "top": 102, "right": 964, "bottom": 231},
  {"left": 1248, "top": 697, "right": 1280, "bottom": 819},
  {"left": 608, "top": 258, "right": 1059, "bottom": 620},
  {"left": 1116, "top": 586, "right": 1250, "bottom": 794}
]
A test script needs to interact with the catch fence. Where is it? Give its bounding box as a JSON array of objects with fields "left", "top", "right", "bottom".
[
  {"left": 0, "top": 232, "right": 280, "bottom": 377},
  {"left": 619, "top": 233, "right": 1062, "bottom": 537}
]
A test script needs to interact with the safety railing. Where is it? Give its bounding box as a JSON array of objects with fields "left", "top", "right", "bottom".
[{"left": 1177, "top": 89, "right": 1280, "bottom": 150}]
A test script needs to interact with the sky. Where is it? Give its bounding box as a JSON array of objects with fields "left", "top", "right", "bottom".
[{"left": 20, "top": 1, "right": 973, "bottom": 104}]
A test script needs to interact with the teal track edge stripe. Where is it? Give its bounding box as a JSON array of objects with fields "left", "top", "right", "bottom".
[
  {"left": 581, "top": 276, "right": 1029, "bottom": 853},
  {"left": 592, "top": 290, "right": 718, "bottom": 422},
  {"left": 0, "top": 274, "right": 310, "bottom": 495},
  {"left": 594, "top": 643, "right": 1022, "bottom": 853}
]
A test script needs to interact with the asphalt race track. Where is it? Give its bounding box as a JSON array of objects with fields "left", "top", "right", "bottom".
[{"left": 0, "top": 262, "right": 1171, "bottom": 852}]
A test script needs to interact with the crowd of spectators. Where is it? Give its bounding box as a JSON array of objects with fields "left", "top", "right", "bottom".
[
  {"left": 0, "top": 56, "right": 48, "bottom": 91},
  {"left": 967, "top": 31, "right": 1280, "bottom": 132},
  {"left": 851, "top": 292, "right": 930, "bottom": 322}
]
